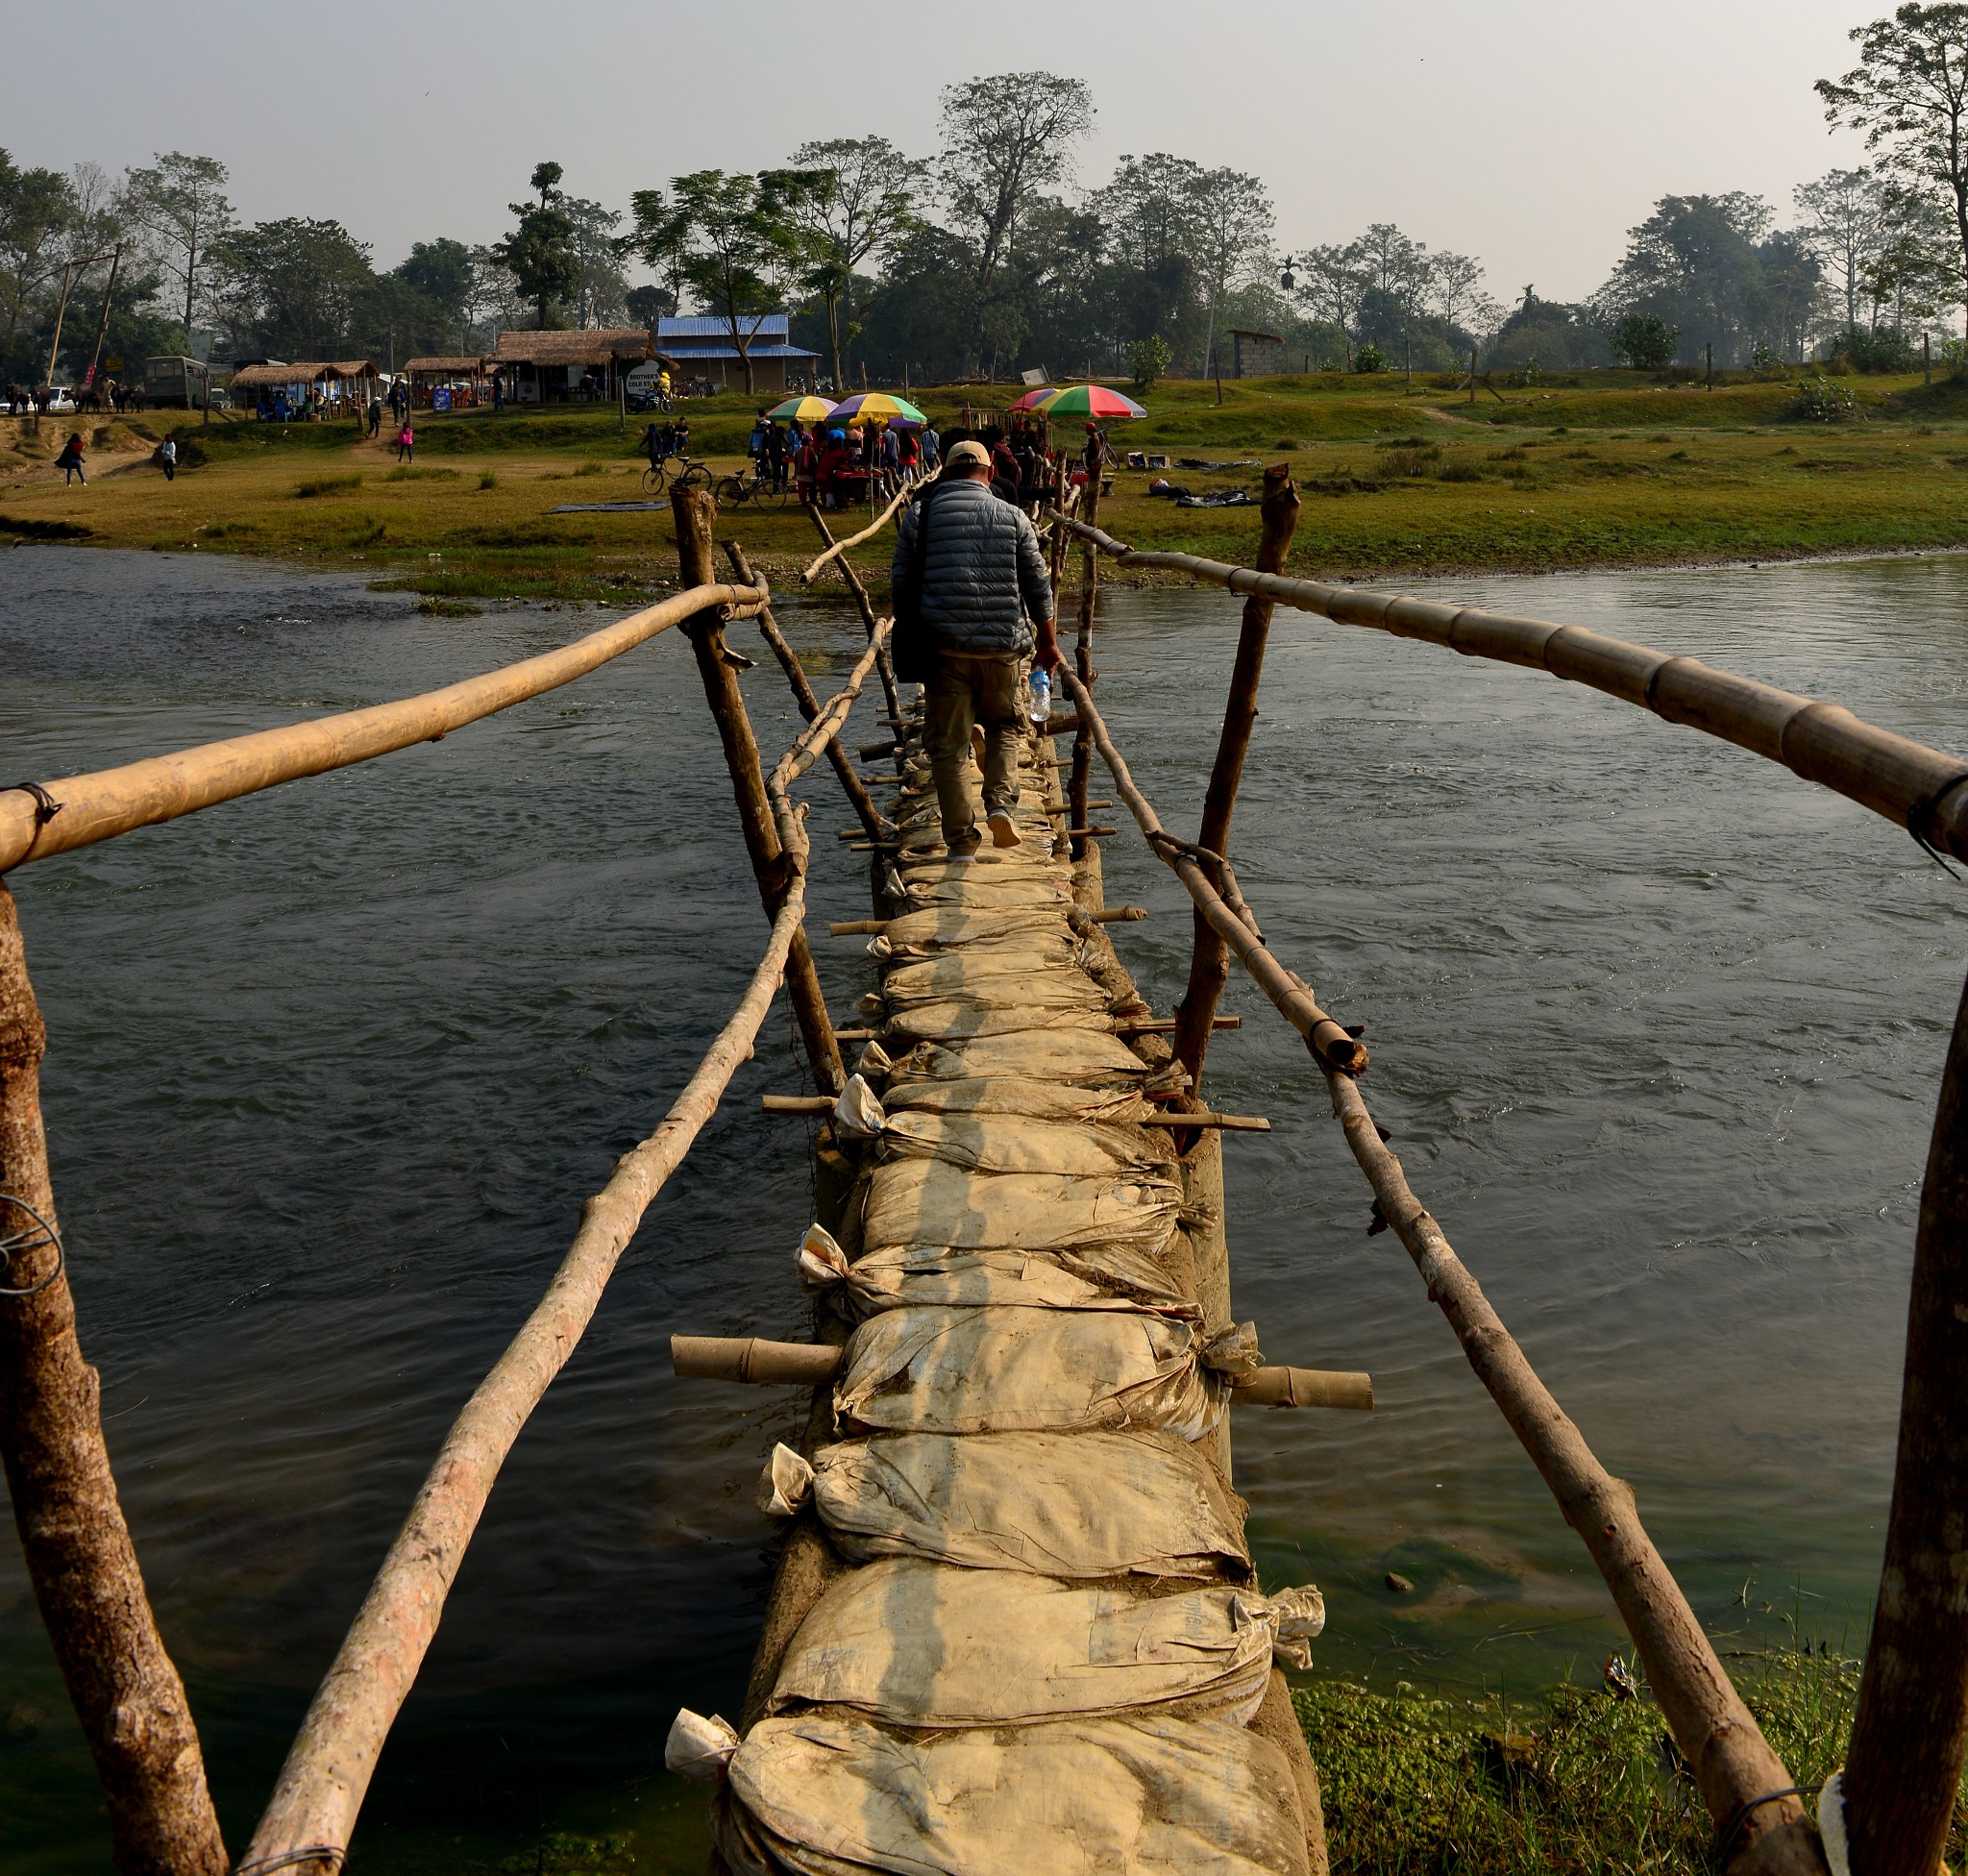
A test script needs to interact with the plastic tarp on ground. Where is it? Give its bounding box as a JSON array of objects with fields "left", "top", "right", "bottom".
[
  {"left": 835, "top": 1304, "right": 1223, "bottom": 1438},
  {"left": 713, "top": 1713, "right": 1311, "bottom": 1876},
  {"left": 862, "top": 1158, "right": 1182, "bottom": 1254},
  {"left": 765, "top": 1558, "right": 1284, "bottom": 1727},
  {"left": 797, "top": 1428, "right": 1251, "bottom": 1578}
]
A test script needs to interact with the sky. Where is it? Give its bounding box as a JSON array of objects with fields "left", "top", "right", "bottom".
[{"left": 5, "top": 0, "right": 1881, "bottom": 306}]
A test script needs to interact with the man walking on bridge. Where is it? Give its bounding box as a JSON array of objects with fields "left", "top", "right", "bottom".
[{"left": 891, "top": 438, "right": 1059, "bottom": 854}]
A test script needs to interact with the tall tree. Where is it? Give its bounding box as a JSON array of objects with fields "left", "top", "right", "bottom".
[
  {"left": 0, "top": 151, "right": 75, "bottom": 364},
  {"left": 1090, "top": 155, "right": 1204, "bottom": 355},
  {"left": 631, "top": 170, "right": 812, "bottom": 394},
  {"left": 1819, "top": 6, "right": 1968, "bottom": 327},
  {"left": 117, "top": 152, "right": 232, "bottom": 335},
  {"left": 938, "top": 71, "right": 1094, "bottom": 292},
  {"left": 211, "top": 217, "right": 377, "bottom": 358},
  {"left": 1794, "top": 167, "right": 1892, "bottom": 330},
  {"left": 784, "top": 136, "right": 924, "bottom": 391},
  {"left": 1595, "top": 193, "right": 1778, "bottom": 364},
  {"left": 494, "top": 162, "right": 581, "bottom": 328},
  {"left": 564, "top": 196, "right": 628, "bottom": 328},
  {"left": 393, "top": 238, "right": 474, "bottom": 330},
  {"left": 1430, "top": 250, "right": 1488, "bottom": 331},
  {"left": 1188, "top": 167, "right": 1275, "bottom": 379},
  {"left": 1292, "top": 241, "right": 1370, "bottom": 358}
]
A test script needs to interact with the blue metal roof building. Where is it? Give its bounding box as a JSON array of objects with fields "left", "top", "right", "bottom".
[{"left": 655, "top": 314, "right": 820, "bottom": 392}]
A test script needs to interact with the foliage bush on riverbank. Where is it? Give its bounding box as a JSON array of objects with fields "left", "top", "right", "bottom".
[{"left": 1300, "top": 1648, "right": 1966, "bottom": 1875}]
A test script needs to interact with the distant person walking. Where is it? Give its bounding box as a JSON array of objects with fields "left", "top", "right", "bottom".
[
  {"left": 890, "top": 438, "right": 1058, "bottom": 854},
  {"left": 396, "top": 421, "right": 414, "bottom": 464},
  {"left": 368, "top": 396, "right": 383, "bottom": 438},
  {"left": 54, "top": 432, "right": 86, "bottom": 484},
  {"left": 159, "top": 435, "right": 177, "bottom": 481}
]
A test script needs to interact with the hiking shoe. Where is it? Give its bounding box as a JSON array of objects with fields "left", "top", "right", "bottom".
[
  {"left": 988, "top": 809, "right": 1022, "bottom": 849},
  {"left": 946, "top": 829, "right": 983, "bottom": 862}
]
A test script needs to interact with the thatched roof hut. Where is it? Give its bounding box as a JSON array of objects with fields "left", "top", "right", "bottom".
[{"left": 486, "top": 330, "right": 663, "bottom": 405}]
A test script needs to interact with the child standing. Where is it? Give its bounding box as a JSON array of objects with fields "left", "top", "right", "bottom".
[{"left": 396, "top": 421, "right": 414, "bottom": 464}]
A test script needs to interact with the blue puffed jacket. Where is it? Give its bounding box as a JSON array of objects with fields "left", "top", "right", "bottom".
[{"left": 890, "top": 478, "right": 1053, "bottom": 656}]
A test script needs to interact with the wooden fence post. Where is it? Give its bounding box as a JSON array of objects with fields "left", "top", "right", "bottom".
[
  {"left": 1841, "top": 966, "right": 1968, "bottom": 1875},
  {"left": 1171, "top": 466, "right": 1299, "bottom": 1091},
  {"left": 0, "top": 879, "right": 228, "bottom": 1876},
  {"left": 1069, "top": 440, "right": 1101, "bottom": 860},
  {"left": 674, "top": 489, "right": 845, "bottom": 1093}
]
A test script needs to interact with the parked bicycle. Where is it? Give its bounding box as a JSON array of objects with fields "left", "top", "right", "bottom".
[
  {"left": 642, "top": 456, "right": 713, "bottom": 495},
  {"left": 717, "top": 464, "right": 790, "bottom": 509}
]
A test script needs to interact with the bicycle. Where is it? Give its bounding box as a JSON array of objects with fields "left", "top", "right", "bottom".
[
  {"left": 716, "top": 463, "right": 790, "bottom": 508},
  {"left": 641, "top": 455, "right": 713, "bottom": 495}
]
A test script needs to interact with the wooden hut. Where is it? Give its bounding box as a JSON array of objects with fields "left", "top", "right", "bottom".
[
  {"left": 486, "top": 330, "right": 659, "bottom": 406},
  {"left": 402, "top": 357, "right": 489, "bottom": 409},
  {"left": 229, "top": 360, "right": 380, "bottom": 419}
]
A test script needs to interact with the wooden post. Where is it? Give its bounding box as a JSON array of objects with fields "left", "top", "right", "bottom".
[
  {"left": 83, "top": 245, "right": 122, "bottom": 398},
  {"left": 1468, "top": 346, "right": 1478, "bottom": 405},
  {"left": 803, "top": 502, "right": 904, "bottom": 728},
  {"left": 1171, "top": 466, "right": 1300, "bottom": 1092},
  {"left": 0, "top": 880, "right": 229, "bottom": 1876},
  {"left": 1404, "top": 333, "right": 1412, "bottom": 389},
  {"left": 1842, "top": 967, "right": 1968, "bottom": 1875},
  {"left": 674, "top": 488, "right": 845, "bottom": 1093},
  {"left": 1069, "top": 436, "right": 1101, "bottom": 860},
  {"left": 1925, "top": 331, "right": 1933, "bottom": 384},
  {"left": 725, "top": 540, "right": 887, "bottom": 844},
  {"left": 1707, "top": 341, "right": 1714, "bottom": 390}
]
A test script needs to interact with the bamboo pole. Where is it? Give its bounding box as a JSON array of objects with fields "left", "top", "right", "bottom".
[
  {"left": 1058, "top": 670, "right": 1824, "bottom": 1875},
  {"left": 240, "top": 886, "right": 808, "bottom": 1876},
  {"left": 1069, "top": 441, "right": 1101, "bottom": 860},
  {"left": 1231, "top": 1367, "right": 1371, "bottom": 1410},
  {"left": 1046, "top": 513, "right": 1968, "bottom": 869},
  {"left": 671, "top": 1335, "right": 843, "bottom": 1385},
  {"left": 675, "top": 488, "right": 844, "bottom": 1095},
  {"left": 0, "top": 582, "right": 764, "bottom": 875},
  {"left": 804, "top": 502, "right": 904, "bottom": 728},
  {"left": 725, "top": 541, "right": 888, "bottom": 845},
  {"left": 1172, "top": 466, "right": 1299, "bottom": 1092},
  {"left": 1841, "top": 966, "right": 1968, "bottom": 1875},
  {"left": 799, "top": 479, "right": 914, "bottom": 583},
  {"left": 0, "top": 881, "right": 229, "bottom": 1876}
]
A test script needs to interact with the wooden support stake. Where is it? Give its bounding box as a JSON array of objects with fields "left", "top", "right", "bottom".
[
  {"left": 726, "top": 541, "right": 886, "bottom": 845},
  {"left": 1115, "top": 1015, "right": 1242, "bottom": 1036},
  {"left": 1842, "top": 966, "right": 1968, "bottom": 1875},
  {"left": 762, "top": 1094, "right": 835, "bottom": 1115},
  {"left": 805, "top": 502, "right": 903, "bottom": 727},
  {"left": 1069, "top": 443, "right": 1100, "bottom": 860},
  {"left": 0, "top": 881, "right": 229, "bottom": 1876},
  {"left": 1173, "top": 465, "right": 1299, "bottom": 1094},
  {"left": 676, "top": 488, "right": 844, "bottom": 1093}
]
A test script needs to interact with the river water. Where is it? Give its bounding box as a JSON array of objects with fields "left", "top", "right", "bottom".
[{"left": 2, "top": 545, "right": 1963, "bottom": 1871}]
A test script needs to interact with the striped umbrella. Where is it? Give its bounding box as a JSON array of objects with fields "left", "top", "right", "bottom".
[
  {"left": 767, "top": 394, "right": 837, "bottom": 422},
  {"left": 827, "top": 391, "right": 927, "bottom": 425},
  {"left": 1009, "top": 385, "right": 1060, "bottom": 412},
  {"left": 1036, "top": 383, "right": 1147, "bottom": 420}
]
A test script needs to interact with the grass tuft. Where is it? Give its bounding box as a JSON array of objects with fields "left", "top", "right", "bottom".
[
  {"left": 292, "top": 474, "right": 362, "bottom": 499},
  {"left": 385, "top": 465, "right": 459, "bottom": 482},
  {"left": 416, "top": 595, "right": 483, "bottom": 617}
]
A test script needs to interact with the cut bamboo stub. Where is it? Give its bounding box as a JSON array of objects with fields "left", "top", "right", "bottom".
[
  {"left": 1232, "top": 1367, "right": 1372, "bottom": 1410},
  {"left": 0, "top": 580, "right": 765, "bottom": 874},
  {"left": 762, "top": 1095, "right": 834, "bottom": 1115},
  {"left": 1139, "top": 1111, "right": 1272, "bottom": 1132},
  {"left": 1116, "top": 1016, "right": 1242, "bottom": 1036},
  {"left": 672, "top": 1335, "right": 845, "bottom": 1386}
]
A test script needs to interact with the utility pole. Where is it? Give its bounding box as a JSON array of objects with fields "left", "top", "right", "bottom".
[
  {"left": 82, "top": 245, "right": 123, "bottom": 398},
  {"left": 1405, "top": 334, "right": 1412, "bottom": 390}
]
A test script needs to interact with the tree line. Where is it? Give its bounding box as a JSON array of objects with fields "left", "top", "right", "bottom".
[{"left": 5, "top": 8, "right": 1968, "bottom": 391}]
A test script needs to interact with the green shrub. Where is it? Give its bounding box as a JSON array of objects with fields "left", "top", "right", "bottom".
[
  {"left": 1793, "top": 375, "right": 1858, "bottom": 422},
  {"left": 293, "top": 474, "right": 362, "bottom": 499},
  {"left": 1829, "top": 326, "right": 1916, "bottom": 374}
]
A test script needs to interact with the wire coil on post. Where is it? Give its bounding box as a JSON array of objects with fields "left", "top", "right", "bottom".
[{"left": 0, "top": 1192, "right": 63, "bottom": 1298}]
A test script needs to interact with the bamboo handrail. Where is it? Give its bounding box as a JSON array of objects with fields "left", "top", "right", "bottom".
[
  {"left": 238, "top": 883, "right": 809, "bottom": 1876},
  {"left": 799, "top": 478, "right": 916, "bottom": 583},
  {"left": 804, "top": 503, "right": 903, "bottom": 727},
  {"left": 0, "top": 582, "right": 767, "bottom": 875},
  {"left": 1057, "top": 664, "right": 1823, "bottom": 1874},
  {"left": 1046, "top": 510, "right": 1968, "bottom": 867}
]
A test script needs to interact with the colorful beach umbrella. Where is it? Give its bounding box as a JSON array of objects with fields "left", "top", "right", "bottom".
[
  {"left": 767, "top": 394, "right": 836, "bottom": 422},
  {"left": 827, "top": 391, "right": 926, "bottom": 425},
  {"left": 1009, "top": 385, "right": 1060, "bottom": 412},
  {"left": 1036, "top": 383, "right": 1147, "bottom": 420}
]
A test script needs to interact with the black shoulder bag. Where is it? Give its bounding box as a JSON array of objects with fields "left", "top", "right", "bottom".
[{"left": 890, "top": 481, "right": 943, "bottom": 684}]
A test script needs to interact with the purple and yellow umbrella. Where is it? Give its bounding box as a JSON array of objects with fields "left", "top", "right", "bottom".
[
  {"left": 766, "top": 394, "right": 837, "bottom": 422},
  {"left": 826, "top": 391, "right": 927, "bottom": 426}
]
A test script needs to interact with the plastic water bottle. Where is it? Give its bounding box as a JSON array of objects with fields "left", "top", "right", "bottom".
[{"left": 1029, "top": 668, "right": 1051, "bottom": 725}]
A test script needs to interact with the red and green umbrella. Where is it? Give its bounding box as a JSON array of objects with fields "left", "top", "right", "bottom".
[
  {"left": 1037, "top": 383, "right": 1147, "bottom": 420},
  {"left": 1009, "top": 384, "right": 1060, "bottom": 412}
]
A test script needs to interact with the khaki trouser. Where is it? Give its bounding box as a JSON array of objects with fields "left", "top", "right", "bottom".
[{"left": 926, "top": 651, "right": 1024, "bottom": 841}]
